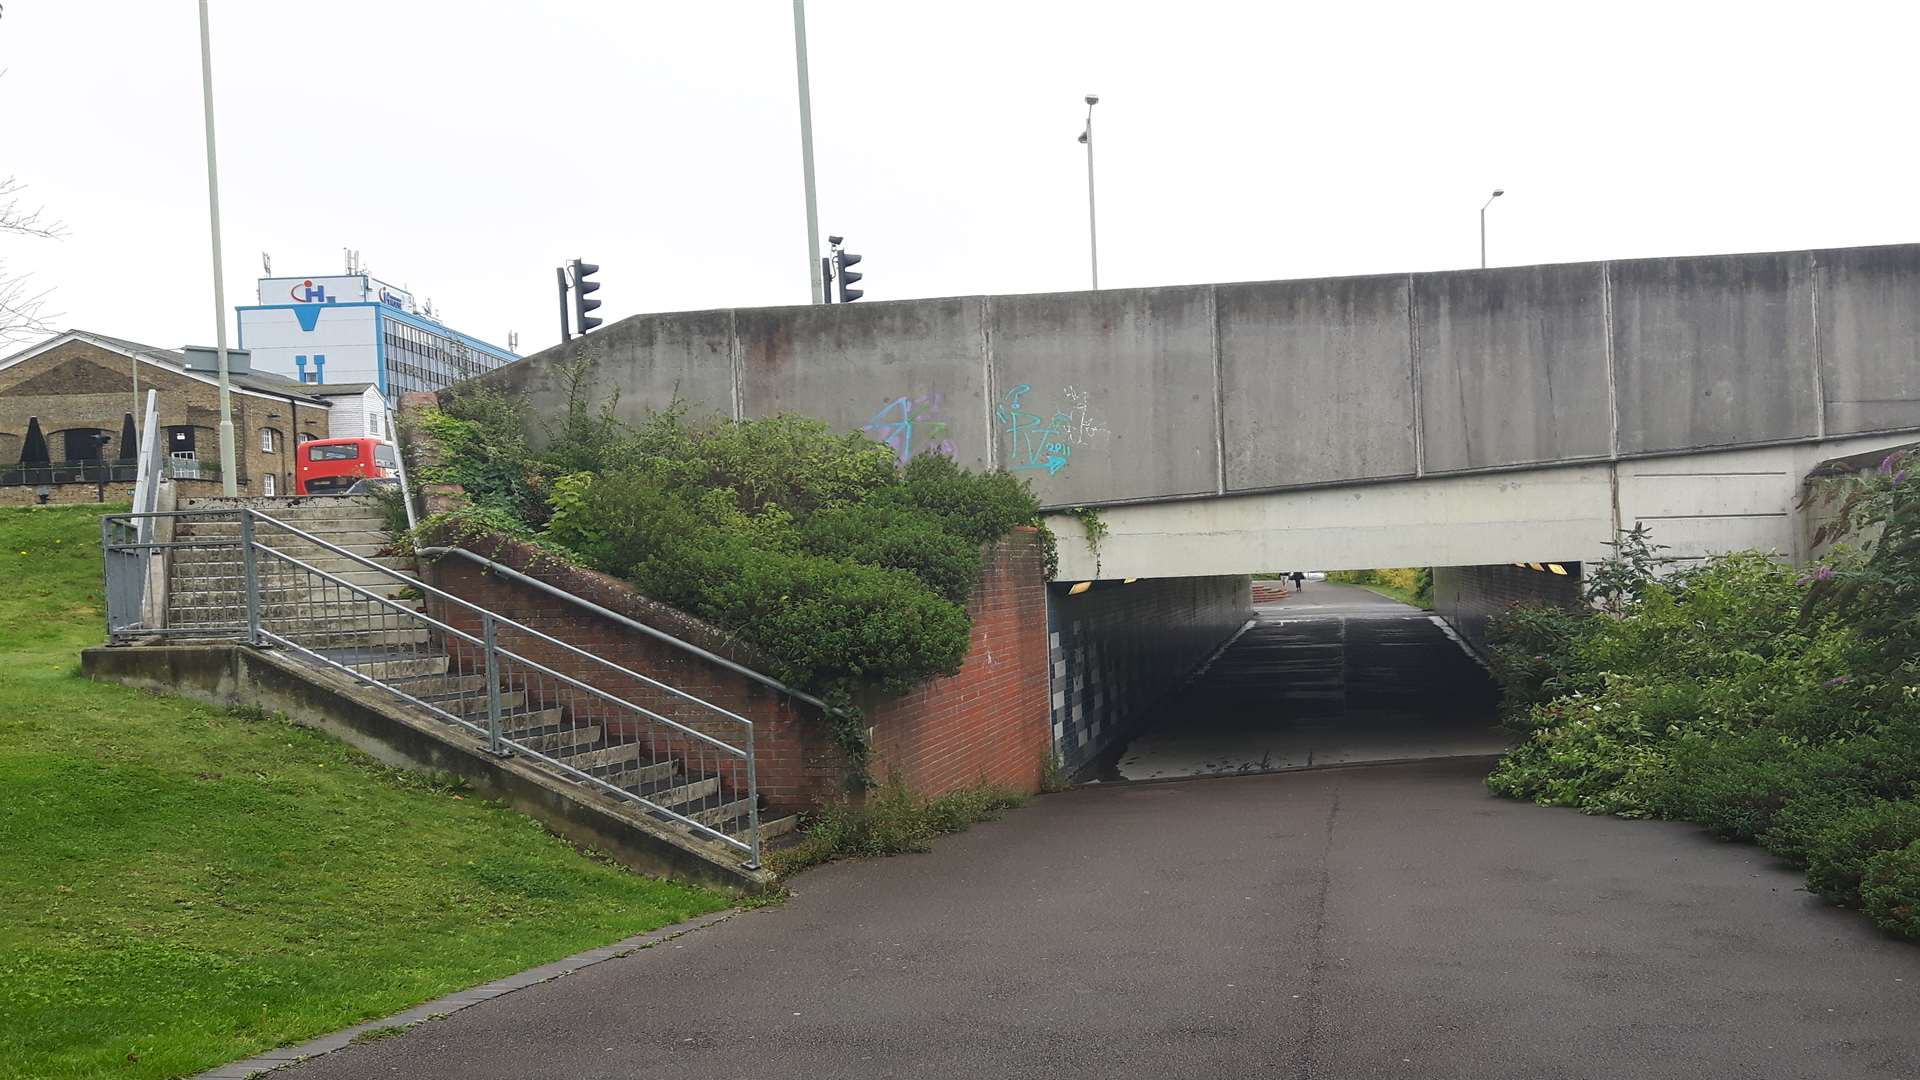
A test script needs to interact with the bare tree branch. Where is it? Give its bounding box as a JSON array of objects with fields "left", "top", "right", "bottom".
[{"left": 0, "top": 175, "right": 65, "bottom": 342}]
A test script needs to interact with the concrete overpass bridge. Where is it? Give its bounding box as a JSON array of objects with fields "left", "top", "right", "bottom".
[
  {"left": 485, "top": 241, "right": 1920, "bottom": 580},
  {"left": 476, "top": 241, "right": 1920, "bottom": 775}
]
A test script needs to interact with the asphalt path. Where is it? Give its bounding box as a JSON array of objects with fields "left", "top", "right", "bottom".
[{"left": 282, "top": 773, "right": 1920, "bottom": 1079}]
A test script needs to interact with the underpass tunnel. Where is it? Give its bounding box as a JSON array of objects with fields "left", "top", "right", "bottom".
[{"left": 1046, "top": 562, "right": 1585, "bottom": 784}]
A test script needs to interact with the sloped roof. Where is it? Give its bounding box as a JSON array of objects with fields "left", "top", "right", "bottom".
[{"left": 2, "top": 330, "right": 333, "bottom": 406}]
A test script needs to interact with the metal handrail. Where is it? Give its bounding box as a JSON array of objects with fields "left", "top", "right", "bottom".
[
  {"left": 101, "top": 507, "right": 761, "bottom": 864},
  {"left": 247, "top": 511, "right": 759, "bottom": 736},
  {"left": 252, "top": 542, "right": 751, "bottom": 761},
  {"left": 415, "top": 544, "right": 837, "bottom": 716}
]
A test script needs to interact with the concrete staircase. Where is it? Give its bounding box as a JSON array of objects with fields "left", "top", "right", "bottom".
[{"left": 164, "top": 496, "right": 794, "bottom": 856}]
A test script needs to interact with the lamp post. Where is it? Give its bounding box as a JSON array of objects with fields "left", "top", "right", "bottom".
[
  {"left": 792, "top": 0, "right": 824, "bottom": 304},
  {"left": 1479, "top": 188, "right": 1505, "bottom": 270},
  {"left": 1078, "top": 95, "right": 1100, "bottom": 290},
  {"left": 197, "top": 0, "right": 237, "bottom": 495}
]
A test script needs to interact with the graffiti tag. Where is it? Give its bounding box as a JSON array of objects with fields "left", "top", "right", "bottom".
[
  {"left": 997, "top": 384, "right": 1108, "bottom": 476},
  {"left": 862, "top": 391, "right": 955, "bottom": 465}
]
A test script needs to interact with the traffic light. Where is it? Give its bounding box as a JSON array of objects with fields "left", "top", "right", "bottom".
[
  {"left": 835, "top": 249, "right": 863, "bottom": 303},
  {"left": 571, "top": 259, "right": 602, "bottom": 333}
]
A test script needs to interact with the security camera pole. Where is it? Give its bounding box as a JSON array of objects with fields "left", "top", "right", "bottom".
[
  {"left": 1078, "top": 94, "right": 1100, "bottom": 290},
  {"left": 197, "top": 0, "right": 237, "bottom": 494}
]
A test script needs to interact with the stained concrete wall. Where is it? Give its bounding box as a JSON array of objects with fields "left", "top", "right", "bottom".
[
  {"left": 1048, "top": 431, "right": 1920, "bottom": 581},
  {"left": 1431, "top": 563, "right": 1586, "bottom": 658},
  {"left": 475, "top": 243, "right": 1920, "bottom": 509},
  {"left": 1047, "top": 575, "right": 1252, "bottom": 774}
]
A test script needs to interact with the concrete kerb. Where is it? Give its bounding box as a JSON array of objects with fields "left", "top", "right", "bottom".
[{"left": 191, "top": 908, "right": 740, "bottom": 1079}]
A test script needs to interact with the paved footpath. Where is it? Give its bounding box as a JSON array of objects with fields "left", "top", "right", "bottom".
[{"left": 282, "top": 757, "right": 1920, "bottom": 1080}]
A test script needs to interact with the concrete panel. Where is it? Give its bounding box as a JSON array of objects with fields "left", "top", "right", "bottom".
[
  {"left": 1415, "top": 263, "right": 1611, "bottom": 470},
  {"left": 1218, "top": 274, "right": 1417, "bottom": 489},
  {"left": 1048, "top": 464, "right": 1617, "bottom": 581},
  {"left": 476, "top": 310, "right": 734, "bottom": 448},
  {"left": 1814, "top": 244, "right": 1920, "bottom": 435},
  {"left": 736, "top": 298, "right": 990, "bottom": 469},
  {"left": 1611, "top": 251, "right": 1819, "bottom": 454},
  {"left": 987, "top": 287, "right": 1217, "bottom": 506}
]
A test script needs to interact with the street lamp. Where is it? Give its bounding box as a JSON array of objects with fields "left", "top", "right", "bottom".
[
  {"left": 1480, "top": 188, "right": 1505, "bottom": 270},
  {"left": 197, "top": 0, "right": 237, "bottom": 495},
  {"left": 792, "top": 0, "right": 824, "bottom": 304},
  {"left": 1078, "top": 94, "right": 1099, "bottom": 290}
]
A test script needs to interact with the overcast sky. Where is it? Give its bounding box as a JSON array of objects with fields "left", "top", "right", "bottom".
[{"left": 3, "top": 1, "right": 1916, "bottom": 356}]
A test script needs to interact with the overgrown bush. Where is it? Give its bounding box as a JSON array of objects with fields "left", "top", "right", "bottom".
[
  {"left": 1483, "top": 451, "right": 1920, "bottom": 939},
  {"left": 418, "top": 375, "right": 1049, "bottom": 785},
  {"left": 1863, "top": 841, "right": 1920, "bottom": 940}
]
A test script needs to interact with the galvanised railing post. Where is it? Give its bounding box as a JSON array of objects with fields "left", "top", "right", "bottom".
[
  {"left": 100, "top": 516, "right": 117, "bottom": 643},
  {"left": 239, "top": 511, "right": 262, "bottom": 646},
  {"left": 743, "top": 723, "right": 762, "bottom": 869},
  {"left": 482, "top": 613, "right": 507, "bottom": 755}
]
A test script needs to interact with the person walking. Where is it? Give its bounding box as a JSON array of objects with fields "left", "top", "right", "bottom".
[{"left": 1290, "top": 571, "right": 1305, "bottom": 592}]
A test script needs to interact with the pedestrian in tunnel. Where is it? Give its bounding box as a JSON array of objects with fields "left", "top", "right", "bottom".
[{"left": 1290, "top": 570, "right": 1305, "bottom": 592}]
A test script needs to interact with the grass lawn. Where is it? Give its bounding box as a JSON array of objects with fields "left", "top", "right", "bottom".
[
  {"left": 0, "top": 504, "right": 731, "bottom": 1080},
  {"left": 1346, "top": 581, "right": 1432, "bottom": 610}
]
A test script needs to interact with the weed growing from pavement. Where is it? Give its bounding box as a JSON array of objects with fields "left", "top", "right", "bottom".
[{"left": 768, "top": 779, "right": 1029, "bottom": 877}]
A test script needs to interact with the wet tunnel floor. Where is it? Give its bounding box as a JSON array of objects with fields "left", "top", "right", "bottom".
[{"left": 1115, "top": 583, "right": 1508, "bottom": 781}]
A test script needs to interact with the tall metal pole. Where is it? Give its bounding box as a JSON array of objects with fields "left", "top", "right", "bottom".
[
  {"left": 197, "top": 0, "right": 237, "bottom": 495},
  {"left": 1082, "top": 96, "right": 1100, "bottom": 290},
  {"left": 1479, "top": 189, "right": 1504, "bottom": 270},
  {"left": 792, "top": 0, "right": 824, "bottom": 304}
]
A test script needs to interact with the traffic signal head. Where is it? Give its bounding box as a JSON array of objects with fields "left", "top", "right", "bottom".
[
  {"left": 835, "top": 250, "right": 863, "bottom": 303},
  {"left": 571, "top": 259, "right": 602, "bottom": 333}
]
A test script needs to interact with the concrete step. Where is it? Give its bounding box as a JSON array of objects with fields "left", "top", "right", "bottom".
[
  {"left": 392, "top": 673, "right": 490, "bottom": 696},
  {"left": 429, "top": 690, "right": 529, "bottom": 715},
  {"left": 689, "top": 796, "right": 756, "bottom": 829},
  {"left": 275, "top": 627, "right": 431, "bottom": 647},
  {"left": 606, "top": 758, "right": 679, "bottom": 788},
  {"left": 345, "top": 654, "right": 450, "bottom": 680},
  {"left": 508, "top": 724, "right": 602, "bottom": 755},
  {"left": 759, "top": 814, "right": 799, "bottom": 841},
  {"left": 650, "top": 776, "right": 721, "bottom": 811},
  {"left": 564, "top": 742, "right": 644, "bottom": 772},
  {"left": 186, "top": 526, "right": 391, "bottom": 548}
]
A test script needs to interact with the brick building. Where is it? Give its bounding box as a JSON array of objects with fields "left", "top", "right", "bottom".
[{"left": 0, "top": 330, "right": 359, "bottom": 505}]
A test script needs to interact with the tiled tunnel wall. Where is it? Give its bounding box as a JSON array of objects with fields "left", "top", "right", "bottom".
[
  {"left": 1431, "top": 562, "right": 1586, "bottom": 657},
  {"left": 1048, "top": 575, "right": 1253, "bottom": 774}
]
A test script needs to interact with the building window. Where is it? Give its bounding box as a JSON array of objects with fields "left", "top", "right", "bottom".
[
  {"left": 259, "top": 428, "right": 277, "bottom": 453},
  {"left": 166, "top": 426, "right": 197, "bottom": 458},
  {"left": 262, "top": 473, "right": 276, "bottom": 496},
  {"left": 367, "top": 410, "right": 383, "bottom": 437}
]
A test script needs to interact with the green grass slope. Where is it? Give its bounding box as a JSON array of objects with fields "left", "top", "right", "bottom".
[{"left": 0, "top": 505, "right": 728, "bottom": 1080}]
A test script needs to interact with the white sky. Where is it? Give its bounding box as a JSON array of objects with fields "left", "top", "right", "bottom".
[{"left": 3, "top": 1, "right": 1917, "bottom": 356}]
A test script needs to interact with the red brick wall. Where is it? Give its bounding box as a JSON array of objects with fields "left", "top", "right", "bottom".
[
  {"left": 419, "top": 529, "right": 1053, "bottom": 813},
  {"left": 865, "top": 528, "right": 1053, "bottom": 795},
  {"left": 423, "top": 549, "right": 846, "bottom": 813}
]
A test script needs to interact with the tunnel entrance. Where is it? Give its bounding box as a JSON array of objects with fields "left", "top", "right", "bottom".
[{"left": 1102, "top": 577, "right": 1503, "bottom": 783}]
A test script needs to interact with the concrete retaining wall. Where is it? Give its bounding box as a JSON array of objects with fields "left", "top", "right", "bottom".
[
  {"left": 1047, "top": 575, "right": 1252, "bottom": 774},
  {"left": 474, "top": 243, "right": 1920, "bottom": 512},
  {"left": 79, "top": 643, "right": 772, "bottom": 893}
]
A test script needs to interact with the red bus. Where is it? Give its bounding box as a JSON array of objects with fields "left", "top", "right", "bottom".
[{"left": 296, "top": 437, "right": 398, "bottom": 495}]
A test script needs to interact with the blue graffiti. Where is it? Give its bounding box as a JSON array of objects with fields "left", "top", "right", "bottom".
[
  {"left": 862, "top": 391, "right": 955, "bottom": 465},
  {"left": 997, "top": 383, "right": 1106, "bottom": 476}
]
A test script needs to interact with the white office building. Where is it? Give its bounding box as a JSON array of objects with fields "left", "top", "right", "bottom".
[{"left": 236, "top": 272, "right": 519, "bottom": 399}]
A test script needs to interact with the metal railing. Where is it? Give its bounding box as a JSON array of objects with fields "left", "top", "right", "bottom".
[
  {"left": 102, "top": 506, "right": 761, "bottom": 866},
  {"left": 1, "top": 460, "right": 139, "bottom": 487}
]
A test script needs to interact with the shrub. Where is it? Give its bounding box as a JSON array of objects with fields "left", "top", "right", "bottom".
[
  {"left": 1861, "top": 840, "right": 1920, "bottom": 940},
  {"left": 1804, "top": 799, "right": 1920, "bottom": 907},
  {"left": 1487, "top": 606, "right": 1600, "bottom": 730}
]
